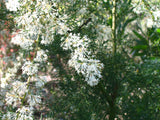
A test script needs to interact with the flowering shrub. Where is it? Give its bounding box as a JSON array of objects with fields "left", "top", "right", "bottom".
[
  {"left": 132, "top": 0, "right": 160, "bottom": 28},
  {"left": 1, "top": 0, "right": 160, "bottom": 119},
  {"left": 1, "top": 0, "right": 106, "bottom": 119}
]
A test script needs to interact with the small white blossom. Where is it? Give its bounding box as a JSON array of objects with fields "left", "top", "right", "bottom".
[
  {"left": 27, "top": 95, "right": 41, "bottom": 107},
  {"left": 34, "top": 49, "right": 48, "bottom": 62},
  {"left": 5, "top": 81, "right": 28, "bottom": 107},
  {"left": 16, "top": 106, "right": 34, "bottom": 120},
  {"left": 2, "top": 112, "right": 16, "bottom": 120},
  {"left": 22, "top": 61, "right": 39, "bottom": 76},
  {"left": 146, "top": 18, "right": 154, "bottom": 28},
  {"left": 132, "top": 0, "right": 145, "bottom": 14},
  {"left": 11, "top": 33, "right": 34, "bottom": 50},
  {"left": 12, "top": 81, "right": 28, "bottom": 96},
  {"left": 153, "top": 10, "right": 160, "bottom": 27},
  {"left": 5, "top": 0, "right": 20, "bottom": 11},
  {"left": 5, "top": 92, "right": 21, "bottom": 107},
  {"left": 62, "top": 33, "right": 90, "bottom": 50},
  {"left": 1, "top": 78, "right": 8, "bottom": 88},
  {"left": 57, "top": 22, "right": 70, "bottom": 35}
]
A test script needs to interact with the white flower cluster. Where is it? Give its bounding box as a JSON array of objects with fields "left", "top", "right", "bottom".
[
  {"left": 2, "top": 112, "right": 17, "bottom": 120},
  {"left": 22, "top": 61, "right": 39, "bottom": 76},
  {"left": 27, "top": 94, "right": 41, "bottom": 107},
  {"left": 2, "top": 0, "right": 108, "bottom": 119},
  {"left": 5, "top": 1, "right": 56, "bottom": 118},
  {"left": 5, "top": 81, "right": 28, "bottom": 107},
  {"left": 12, "top": 0, "right": 69, "bottom": 46},
  {"left": 5, "top": 0, "right": 20, "bottom": 11},
  {"left": 12, "top": 81, "right": 28, "bottom": 96},
  {"left": 1, "top": 77, "right": 8, "bottom": 88},
  {"left": 152, "top": 10, "right": 160, "bottom": 27},
  {"left": 62, "top": 33, "right": 89, "bottom": 50},
  {"left": 5, "top": 92, "right": 21, "bottom": 108},
  {"left": 0, "top": 71, "right": 16, "bottom": 88},
  {"left": 62, "top": 33, "right": 104, "bottom": 86},
  {"left": 11, "top": 32, "right": 34, "bottom": 50},
  {"left": 132, "top": 0, "right": 160, "bottom": 28},
  {"left": 16, "top": 106, "right": 34, "bottom": 120},
  {"left": 34, "top": 49, "right": 48, "bottom": 62},
  {"left": 0, "top": 54, "right": 44, "bottom": 118},
  {"left": 146, "top": 10, "right": 160, "bottom": 28},
  {"left": 56, "top": 14, "right": 71, "bottom": 35},
  {"left": 132, "top": 0, "right": 146, "bottom": 14},
  {"left": 1, "top": 62, "right": 45, "bottom": 119},
  {"left": 3, "top": 79, "right": 43, "bottom": 120},
  {"left": 0, "top": 60, "right": 22, "bottom": 100}
]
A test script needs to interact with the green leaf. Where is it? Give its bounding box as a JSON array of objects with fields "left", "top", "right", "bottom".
[
  {"left": 157, "top": 29, "right": 160, "bottom": 33},
  {"left": 133, "top": 45, "right": 148, "bottom": 50},
  {"left": 133, "top": 30, "right": 147, "bottom": 42}
]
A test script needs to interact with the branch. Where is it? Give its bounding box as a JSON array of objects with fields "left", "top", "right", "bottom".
[
  {"left": 78, "top": 18, "right": 92, "bottom": 31},
  {"left": 68, "top": 18, "right": 92, "bottom": 33}
]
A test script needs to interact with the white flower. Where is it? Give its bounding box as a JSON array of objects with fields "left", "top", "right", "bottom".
[
  {"left": 12, "top": 81, "right": 28, "bottom": 96},
  {"left": 57, "top": 22, "right": 69, "bottom": 35},
  {"left": 2, "top": 112, "right": 16, "bottom": 120},
  {"left": 15, "top": 12, "right": 34, "bottom": 27},
  {"left": 1, "top": 78, "right": 8, "bottom": 88},
  {"left": 27, "top": 94, "right": 41, "bottom": 106},
  {"left": 34, "top": 50, "right": 48, "bottom": 62},
  {"left": 153, "top": 10, "right": 160, "bottom": 27},
  {"left": 87, "top": 75, "right": 99, "bottom": 86},
  {"left": 5, "top": 0, "right": 20, "bottom": 11},
  {"left": 5, "top": 92, "right": 20, "bottom": 107},
  {"left": 146, "top": 18, "right": 154, "bottom": 28},
  {"left": 5, "top": 81, "right": 27, "bottom": 107},
  {"left": 132, "top": 0, "right": 145, "bottom": 14},
  {"left": 62, "top": 33, "right": 90, "bottom": 50},
  {"left": 153, "top": 10, "right": 160, "bottom": 21},
  {"left": 62, "top": 33, "right": 81, "bottom": 50},
  {"left": 22, "top": 61, "right": 39, "bottom": 76},
  {"left": 16, "top": 106, "right": 33, "bottom": 120},
  {"left": 40, "top": 26, "right": 55, "bottom": 45},
  {"left": 11, "top": 33, "right": 34, "bottom": 50}
]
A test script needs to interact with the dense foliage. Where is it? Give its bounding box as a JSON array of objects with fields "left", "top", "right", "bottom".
[{"left": 0, "top": 0, "right": 160, "bottom": 120}]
